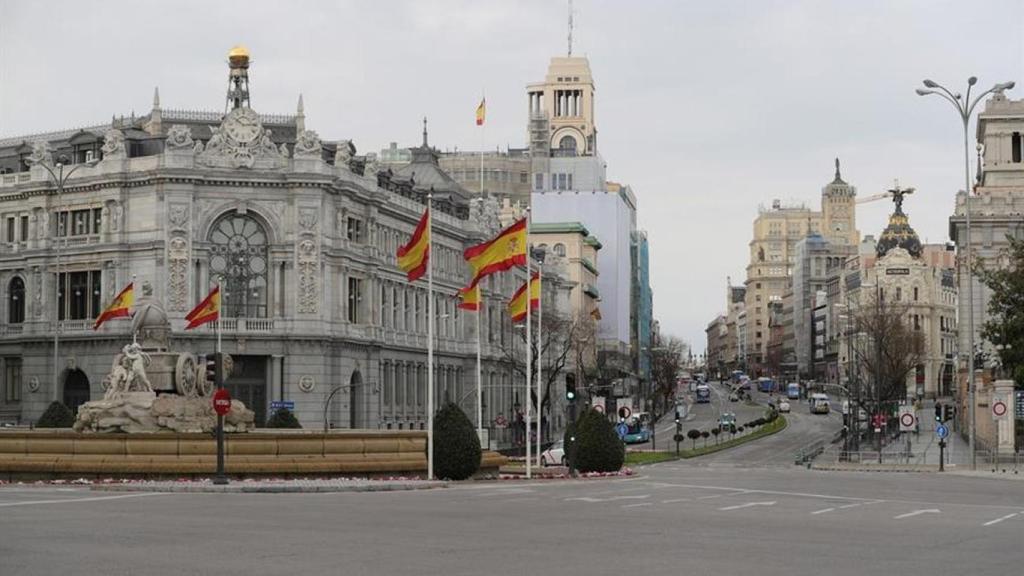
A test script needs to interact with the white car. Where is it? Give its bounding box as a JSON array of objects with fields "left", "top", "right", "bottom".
[
  {"left": 541, "top": 440, "right": 566, "bottom": 466},
  {"left": 778, "top": 400, "right": 791, "bottom": 413}
]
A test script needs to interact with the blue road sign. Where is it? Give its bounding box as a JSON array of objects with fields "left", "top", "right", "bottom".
[
  {"left": 616, "top": 422, "right": 628, "bottom": 439},
  {"left": 270, "top": 400, "right": 295, "bottom": 412},
  {"left": 936, "top": 424, "right": 949, "bottom": 439}
]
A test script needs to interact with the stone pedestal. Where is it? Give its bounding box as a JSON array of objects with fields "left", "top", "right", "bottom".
[{"left": 993, "top": 379, "right": 1016, "bottom": 457}]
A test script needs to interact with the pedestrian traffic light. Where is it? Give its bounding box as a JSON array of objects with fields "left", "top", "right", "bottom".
[
  {"left": 934, "top": 402, "right": 943, "bottom": 422},
  {"left": 205, "top": 352, "right": 224, "bottom": 388},
  {"left": 565, "top": 381, "right": 576, "bottom": 402}
]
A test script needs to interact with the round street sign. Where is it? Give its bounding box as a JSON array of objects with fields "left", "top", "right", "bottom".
[
  {"left": 900, "top": 412, "right": 916, "bottom": 428},
  {"left": 992, "top": 399, "right": 1008, "bottom": 418},
  {"left": 618, "top": 406, "right": 632, "bottom": 420},
  {"left": 593, "top": 404, "right": 605, "bottom": 414},
  {"left": 212, "top": 388, "right": 232, "bottom": 416},
  {"left": 936, "top": 424, "right": 949, "bottom": 439}
]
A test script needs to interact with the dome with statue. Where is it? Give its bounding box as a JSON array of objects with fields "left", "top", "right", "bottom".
[{"left": 876, "top": 185, "right": 922, "bottom": 259}]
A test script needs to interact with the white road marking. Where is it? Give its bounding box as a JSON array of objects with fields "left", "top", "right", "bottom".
[
  {"left": 719, "top": 500, "right": 776, "bottom": 511},
  {"left": 983, "top": 513, "right": 1018, "bottom": 527},
  {"left": 893, "top": 509, "right": 940, "bottom": 520},
  {"left": 662, "top": 498, "right": 691, "bottom": 504},
  {"left": 811, "top": 507, "right": 835, "bottom": 515},
  {"left": 565, "top": 494, "right": 650, "bottom": 503},
  {"left": 0, "top": 493, "right": 164, "bottom": 508},
  {"left": 839, "top": 503, "right": 863, "bottom": 509},
  {"left": 474, "top": 488, "right": 535, "bottom": 497},
  {"left": 621, "top": 502, "right": 652, "bottom": 509}
]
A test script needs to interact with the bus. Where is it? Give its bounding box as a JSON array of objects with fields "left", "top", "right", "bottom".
[
  {"left": 757, "top": 377, "right": 776, "bottom": 393},
  {"left": 809, "top": 393, "right": 831, "bottom": 414},
  {"left": 695, "top": 384, "right": 712, "bottom": 404},
  {"left": 786, "top": 382, "right": 800, "bottom": 400}
]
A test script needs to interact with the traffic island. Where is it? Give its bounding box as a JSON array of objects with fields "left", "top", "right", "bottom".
[{"left": 626, "top": 414, "right": 788, "bottom": 463}]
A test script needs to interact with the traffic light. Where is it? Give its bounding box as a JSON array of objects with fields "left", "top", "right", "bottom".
[
  {"left": 565, "top": 381, "right": 577, "bottom": 402},
  {"left": 941, "top": 403, "right": 954, "bottom": 423},
  {"left": 205, "top": 352, "right": 224, "bottom": 388},
  {"left": 935, "top": 402, "right": 943, "bottom": 422}
]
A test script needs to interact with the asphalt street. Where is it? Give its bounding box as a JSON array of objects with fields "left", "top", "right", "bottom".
[
  {"left": 641, "top": 380, "right": 765, "bottom": 451},
  {"left": 1, "top": 462, "right": 1021, "bottom": 576}
]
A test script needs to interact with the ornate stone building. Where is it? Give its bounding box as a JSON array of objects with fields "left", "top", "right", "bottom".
[{"left": 0, "top": 48, "right": 574, "bottom": 439}]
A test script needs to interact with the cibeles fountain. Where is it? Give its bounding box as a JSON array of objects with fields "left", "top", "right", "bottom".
[{"left": 73, "top": 292, "right": 255, "bottom": 433}]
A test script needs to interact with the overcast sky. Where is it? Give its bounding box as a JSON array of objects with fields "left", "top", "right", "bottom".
[{"left": 2, "top": 0, "right": 1023, "bottom": 350}]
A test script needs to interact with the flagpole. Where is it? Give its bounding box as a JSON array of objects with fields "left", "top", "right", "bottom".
[
  {"left": 525, "top": 207, "right": 532, "bottom": 480},
  {"left": 476, "top": 289, "right": 483, "bottom": 443},
  {"left": 216, "top": 281, "right": 222, "bottom": 354},
  {"left": 536, "top": 264, "right": 543, "bottom": 468},
  {"left": 427, "top": 195, "right": 435, "bottom": 481},
  {"left": 479, "top": 92, "right": 485, "bottom": 198}
]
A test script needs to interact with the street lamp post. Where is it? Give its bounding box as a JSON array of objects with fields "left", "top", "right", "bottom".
[
  {"left": 37, "top": 155, "right": 98, "bottom": 401},
  {"left": 917, "top": 77, "right": 1015, "bottom": 470}
]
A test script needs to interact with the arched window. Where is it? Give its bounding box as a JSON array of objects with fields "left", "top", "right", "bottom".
[
  {"left": 553, "top": 243, "right": 566, "bottom": 257},
  {"left": 8, "top": 277, "right": 24, "bottom": 324},
  {"left": 208, "top": 212, "right": 269, "bottom": 318},
  {"left": 558, "top": 135, "right": 577, "bottom": 156}
]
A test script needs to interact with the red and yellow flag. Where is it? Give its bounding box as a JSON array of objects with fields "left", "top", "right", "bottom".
[
  {"left": 185, "top": 285, "right": 221, "bottom": 330},
  {"left": 508, "top": 273, "right": 540, "bottom": 323},
  {"left": 476, "top": 98, "right": 486, "bottom": 126},
  {"left": 457, "top": 284, "right": 481, "bottom": 311},
  {"left": 93, "top": 282, "right": 134, "bottom": 330},
  {"left": 464, "top": 218, "right": 526, "bottom": 289},
  {"left": 397, "top": 208, "right": 430, "bottom": 282}
]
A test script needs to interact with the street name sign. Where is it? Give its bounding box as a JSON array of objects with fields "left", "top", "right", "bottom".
[{"left": 270, "top": 400, "right": 294, "bottom": 412}]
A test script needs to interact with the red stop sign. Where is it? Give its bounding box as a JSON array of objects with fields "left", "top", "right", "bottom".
[{"left": 212, "top": 388, "right": 232, "bottom": 416}]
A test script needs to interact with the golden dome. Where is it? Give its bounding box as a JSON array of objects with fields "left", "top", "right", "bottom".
[{"left": 228, "top": 45, "right": 250, "bottom": 59}]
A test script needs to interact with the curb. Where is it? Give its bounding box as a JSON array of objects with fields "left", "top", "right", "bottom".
[{"left": 89, "top": 480, "right": 448, "bottom": 493}]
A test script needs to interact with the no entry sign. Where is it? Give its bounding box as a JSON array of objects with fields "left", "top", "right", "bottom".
[
  {"left": 213, "top": 388, "right": 232, "bottom": 416},
  {"left": 992, "top": 397, "right": 1008, "bottom": 419},
  {"left": 899, "top": 411, "right": 916, "bottom": 431}
]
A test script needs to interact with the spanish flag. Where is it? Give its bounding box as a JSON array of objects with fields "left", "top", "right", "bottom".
[
  {"left": 464, "top": 218, "right": 526, "bottom": 289},
  {"left": 476, "top": 98, "right": 486, "bottom": 126},
  {"left": 185, "top": 285, "right": 221, "bottom": 330},
  {"left": 508, "top": 273, "right": 540, "bottom": 323},
  {"left": 397, "top": 208, "right": 430, "bottom": 282},
  {"left": 93, "top": 282, "right": 134, "bottom": 330},
  {"left": 457, "top": 284, "right": 481, "bottom": 311}
]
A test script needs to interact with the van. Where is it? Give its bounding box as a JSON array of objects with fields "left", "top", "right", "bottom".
[{"left": 809, "top": 393, "right": 830, "bottom": 414}]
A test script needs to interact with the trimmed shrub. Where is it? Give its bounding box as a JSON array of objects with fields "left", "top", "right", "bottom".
[
  {"left": 36, "top": 401, "right": 74, "bottom": 428},
  {"left": 265, "top": 407, "right": 302, "bottom": 428},
  {"left": 432, "top": 402, "right": 482, "bottom": 480},
  {"left": 574, "top": 408, "right": 625, "bottom": 473},
  {"left": 700, "top": 430, "right": 710, "bottom": 447},
  {"left": 687, "top": 428, "right": 701, "bottom": 449},
  {"left": 711, "top": 427, "right": 721, "bottom": 444}
]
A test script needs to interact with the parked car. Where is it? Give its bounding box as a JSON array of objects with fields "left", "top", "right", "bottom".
[
  {"left": 541, "top": 440, "right": 566, "bottom": 466},
  {"left": 718, "top": 412, "right": 737, "bottom": 428},
  {"left": 778, "top": 400, "right": 791, "bottom": 413}
]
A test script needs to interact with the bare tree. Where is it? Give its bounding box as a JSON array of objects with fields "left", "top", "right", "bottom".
[
  {"left": 650, "top": 333, "right": 686, "bottom": 416},
  {"left": 852, "top": 295, "right": 926, "bottom": 410},
  {"left": 499, "top": 310, "right": 597, "bottom": 416}
]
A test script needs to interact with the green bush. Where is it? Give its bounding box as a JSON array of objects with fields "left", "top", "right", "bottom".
[
  {"left": 573, "top": 408, "right": 625, "bottom": 473},
  {"left": 432, "top": 402, "right": 481, "bottom": 480},
  {"left": 36, "top": 401, "right": 75, "bottom": 428},
  {"left": 700, "top": 430, "right": 710, "bottom": 446},
  {"left": 265, "top": 407, "right": 302, "bottom": 428},
  {"left": 687, "top": 428, "right": 701, "bottom": 449}
]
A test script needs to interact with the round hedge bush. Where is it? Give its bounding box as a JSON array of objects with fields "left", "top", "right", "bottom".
[
  {"left": 36, "top": 401, "right": 75, "bottom": 428},
  {"left": 265, "top": 407, "right": 302, "bottom": 428},
  {"left": 573, "top": 408, "right": 624, "bottom": 473},
  {"left": 432, "top": 402, "right": 481, "bottom": 480}
]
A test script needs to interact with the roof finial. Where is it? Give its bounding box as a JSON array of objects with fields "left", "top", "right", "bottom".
[
  {"left": 153, "top": 86, "right": 160, "bottom": 110},
  {"left": 422, "top": 116, "right": 428, "bottom": 147},
  {"left": 296, "top": 93, "right": 306, "bottom": 133},
  {"left": 834, "top": 157, "right": 841, "bottom": 181},
  {"left": 297, "top": 93, "right": 304, "bottom": 115}
]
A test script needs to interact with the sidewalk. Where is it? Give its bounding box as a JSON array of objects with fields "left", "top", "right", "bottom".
[{"left": 90, "top": 478, "right": 447, "bottom": 494}]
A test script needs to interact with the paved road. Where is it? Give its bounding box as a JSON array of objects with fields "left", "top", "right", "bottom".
[
  {"left": 640, "top": 380, "right": 765, "bottom": 451},
  {"left": 2, "top": 464, "right": 1021, "bottom": 576}
]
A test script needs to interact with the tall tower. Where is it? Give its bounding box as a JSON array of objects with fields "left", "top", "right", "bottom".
[
  {"left": 226, "top": 45, "right": 252, "bottom": 112},
  {"left": 821, "top": 158, "right": 859, "bottom": 245},
  {"left": 526, "top": 57, "right": 597, "bottom": 157}
]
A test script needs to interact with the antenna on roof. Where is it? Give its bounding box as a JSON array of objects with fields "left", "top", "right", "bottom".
[{"left": 567, "top": 0, "right": 574, "bottom": 57}]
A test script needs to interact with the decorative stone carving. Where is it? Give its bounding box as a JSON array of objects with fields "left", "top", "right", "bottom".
[
  {"left": 279, "top": 143, "right": 290, "bottom": 158},
  {"left": 197, "top": 107, "right": 284, "bottom": 169},
  {"left": 26, "top": 141, "right": 53, "bottom": 166},
  {"left": 471, "top": 195, "right": 502, "bottom": 237},
  {"left": 297, "top": 238, "right": 319, "bottom": 314},
  {"left": 363, "top": 156, "right": 379, "bottom": 179},
  {"left": 298, "top": 207, "right": 318, "bottom": 232},
  {"left": 193, "top": 141, "right": 205, "bottom": 154},
  {"left": 101, "top": 129, "right": 126, "bottom": 159},
  {"left": 165, "top": 124, "right": 194, "bottom": 150},
  {"left": 109, "top": 201, "right": 123, "bottom": 233},
  {"left": 168, "top": 204, "right": 189, "bottom": 231},
  {"left": 334, "top": 140, "right": 353, "bottom": 170},
  {"left": 101, "top": 343, "right": 153, "bottom": 399},
  {"left": 167, "top": 236, "right": 189, "bottom": 311},
  {"left": 294, "top": 130, "right": 323, "bottom": 158},
  {"left": 298, "top": 375, "right": 316, "bottom": 393},
  {"left": 27, "top": 376, "right": 40, "bottom": 393},
  {"left": 37, "top": 210, "right": 48, "bottom": 240}
]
